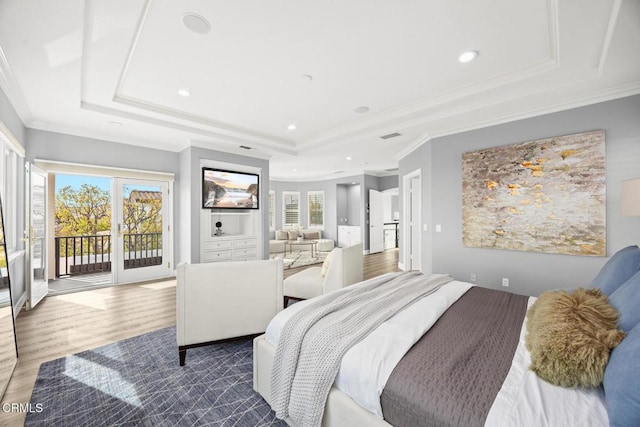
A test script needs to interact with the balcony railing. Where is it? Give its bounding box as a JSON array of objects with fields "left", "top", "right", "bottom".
[{"left": 55, "top": 233, "right": 163, "bottom": 278}]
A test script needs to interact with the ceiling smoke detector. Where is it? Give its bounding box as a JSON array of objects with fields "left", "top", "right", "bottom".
[
  {"left": 182, "top": 13, "right": 211, "bottom": 34},
  {"left": 380, "top": 132, "right": 402, "bottom": 140}
]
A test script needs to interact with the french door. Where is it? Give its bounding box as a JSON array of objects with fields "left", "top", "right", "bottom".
[
  {"left": 27, "top": 164, "right": 48, "bottom": 309},
  {"left": 112, "top": 178, "right": 171, "bottom": 284}
]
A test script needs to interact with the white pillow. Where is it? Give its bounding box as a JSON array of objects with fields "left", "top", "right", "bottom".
[{"left": 320, "top": 250, "right": 335, "bottom": 278}]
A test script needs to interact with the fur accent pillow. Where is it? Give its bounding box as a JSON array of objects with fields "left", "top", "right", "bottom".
[{"left": 525, "top": 288, "right": 625, "bottom": 388}]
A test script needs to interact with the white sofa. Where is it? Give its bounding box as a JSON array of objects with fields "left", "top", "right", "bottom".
[
  {"left": 176, "top": 258, "right": 283, "bottom": 365},
  {"left": 269, "top": 229, "right": 335, "bottom": 254},
  {"left": 283, "top": 243, "right": 363, "bottom": 306}
]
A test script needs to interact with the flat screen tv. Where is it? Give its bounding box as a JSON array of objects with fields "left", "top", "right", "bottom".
[{"left": 202, "top": 167, "right": 259, "bottom": 209}]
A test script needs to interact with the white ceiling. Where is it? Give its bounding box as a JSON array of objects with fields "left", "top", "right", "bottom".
[{"left": 0, "top": 0, "right": 638, "bottom": 181}]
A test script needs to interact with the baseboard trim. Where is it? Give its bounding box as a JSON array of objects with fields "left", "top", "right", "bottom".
[{"left": 398, "top": 262, "right": 406, "bottom": 271}]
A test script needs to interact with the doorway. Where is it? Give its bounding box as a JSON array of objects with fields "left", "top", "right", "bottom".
[
  {"left": 47, "top": 172, "right": 172, "bottom": 295},
  {"left": 402, "top": 170, "right": 421, "bottom": 271}
]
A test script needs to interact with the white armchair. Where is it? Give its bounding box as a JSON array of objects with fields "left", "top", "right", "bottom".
[
  {"left": 177, "top": 258, "right": 283, "bottom": 365},
  {"left": 283, "top": 243, "right": 363, "bottom": 306}
]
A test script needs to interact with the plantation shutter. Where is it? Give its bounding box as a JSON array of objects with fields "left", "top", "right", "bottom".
[
  {"left": 308, "top": 191, "right": 324, "bottom": 229},
  {"left": 283, "top": 192, "right": 300, "bottom": 228},
  {"left": 269, "top": 191, "right": 276, "bottom": 230}
]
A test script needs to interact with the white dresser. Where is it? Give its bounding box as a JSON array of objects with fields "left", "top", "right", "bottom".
[{"left": 201, "top": 234, "right": 258, "bottom": 263}]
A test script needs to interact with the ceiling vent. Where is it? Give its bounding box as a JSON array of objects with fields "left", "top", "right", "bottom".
[
  {"left": 239, "top": 145, "right": 252, "bottom": 150},
  {"left": 335, "top": 170, "right": 345, "bottom": 174},
  {"left": 385, "top": 168, "right": 399, "bottom": 172},
  {"left": 380, "top": 132, "right": 401, "bottom": 140}
]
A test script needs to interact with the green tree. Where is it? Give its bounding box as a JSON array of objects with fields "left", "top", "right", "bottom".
[{"left": 55, "top": 184, "right": 111, "bottom": 236}]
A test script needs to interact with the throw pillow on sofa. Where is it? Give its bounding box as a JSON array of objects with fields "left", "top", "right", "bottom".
[{"left": 303, "top": 231, "right": 320, "bottom": 240}]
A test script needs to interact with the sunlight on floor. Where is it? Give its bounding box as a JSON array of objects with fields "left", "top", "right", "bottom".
[
  {"left": 64, "top": 355, "right": 141, "bottom": 407},
  {"left": 56, "top": 292, "right": 115, "bottom": 310},
  {"left": 140, "top": 281, "right": 176, "bottom": 290}
]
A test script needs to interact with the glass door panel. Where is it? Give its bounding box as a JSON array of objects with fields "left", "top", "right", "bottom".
[{"left": 114, "top": 179, "right": 170, "bottom": 284}]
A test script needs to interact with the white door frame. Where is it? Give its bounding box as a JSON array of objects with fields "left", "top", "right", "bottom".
[{"left": 401, "top": 169, "right": 422, "bottom": 271}]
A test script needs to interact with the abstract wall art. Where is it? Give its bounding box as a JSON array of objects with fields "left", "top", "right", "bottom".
[{"left": 462, "top": 130, "right": 606, "bottom": 256}]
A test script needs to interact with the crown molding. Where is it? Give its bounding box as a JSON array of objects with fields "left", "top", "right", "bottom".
[
  {"left": 395, "top": 81, "right": 640, "bottom": 161},
  {"left": 188, "top": 139, "right": 273, "bottom": 161},
  {"left": 80, "top": 101, "right": 297, "bottom": 156},
  {"left": 0, "top": 45, "right": 33, "bottom": 127},
  {"left": 112, "top": 93, "right": 295, "bottom": 151},
  {"left": 597, "top": 0, "right": 623, "bottom": 75}
]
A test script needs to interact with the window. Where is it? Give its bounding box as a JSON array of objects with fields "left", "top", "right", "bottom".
[
  {"left": 308, "top": 191, "right": 324, "bottom": 229},
  {"left": 0, "top": 124, "right": 25, "bottom": 253},
  {"left": 282, "top": 191, "right": 300, "bottom": 228},
  {"left": 269, "top": 191, "right": 276, "bottom": 230}
]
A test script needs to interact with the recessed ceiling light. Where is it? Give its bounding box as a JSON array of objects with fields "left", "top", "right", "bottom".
[
  {"left": 346, "top": 156, "right": 352, "bottom": 160},
  {"left": 292, "top": 169, "right": 297, "bottom": 172},
  {"left": 354, "top": 106, "right": 370, "bottom": 114},
  {"left": 182, "top": 13, "right": 211, "bottom": 34},
  {"left": 178, "top": 89, "right": 191, "bottom": 97},
  {"left": 458, "top": 50, "right": 478, "bottom": 63},
  {"left": 110, "top": 121, "right": 122, "bottom": 127},
  {"left": 287, "top": 123, "right": 297, "bottom": 131}
]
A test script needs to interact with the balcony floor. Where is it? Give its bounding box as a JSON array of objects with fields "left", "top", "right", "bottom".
[{"left": 48, "top": 272, "right": 113, "bottom": 295}]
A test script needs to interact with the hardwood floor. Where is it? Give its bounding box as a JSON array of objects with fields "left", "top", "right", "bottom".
[{"left": 0, "top": 249, "right": 399, "bottom": 426}]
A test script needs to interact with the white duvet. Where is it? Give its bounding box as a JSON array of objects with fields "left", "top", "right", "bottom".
[{"left": 265, "top": 282, "right": 610, "bottom": 426}]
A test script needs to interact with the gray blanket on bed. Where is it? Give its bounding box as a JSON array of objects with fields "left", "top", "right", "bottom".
[
  {"left": 270, "top": 271, "right": 453, "bottom": 427},
  {"left": 381, "top": 286, "right": 529, "bottom": 427}
]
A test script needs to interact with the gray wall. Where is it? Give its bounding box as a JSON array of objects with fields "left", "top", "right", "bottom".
[
  {"left": 336, "top": 185, "right": 348, "bottom": 225},
  {"left": 25, "top": 129, "right": 271, "bottom": 267},
  {"left": 26, "top": 128, "right": 182, "bottom": 262},
  {"left": 271, "top": 173, "right": 396, "bottom": 252},
  {"left": 378, "top": 175, "right": 399, "bottom": 191},
  {"left": 181, "top": 146, "right": 270, "bottom": 263},
  {"left": 271, "top": 175, "right": 369, "bottom": 248},
  {"left": 399, "top": 94, "right": 640, "bottom": 297},
  {"left": 270, "top": 179, "right": 341, "bottom": 243},
  {"left": 347, "top": 184, "right": 361, "bottom": 226}
]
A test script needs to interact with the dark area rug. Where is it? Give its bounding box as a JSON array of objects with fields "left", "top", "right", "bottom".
[{"left": 26, "top": 326, "right": 286, "bottom": 426}]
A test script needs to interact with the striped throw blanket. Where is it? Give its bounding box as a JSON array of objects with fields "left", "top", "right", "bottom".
[{"left": 270, "top": 271, "right": 453, "bottom": 427}]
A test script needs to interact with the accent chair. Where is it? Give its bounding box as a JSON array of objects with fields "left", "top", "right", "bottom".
[{"left": 283, "top": 243, "right": 363, "bottom": 306}]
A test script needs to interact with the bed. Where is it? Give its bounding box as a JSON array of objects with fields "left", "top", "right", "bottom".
[{"left": 253, "top": 246, "right": 640, "bottom": 427}]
